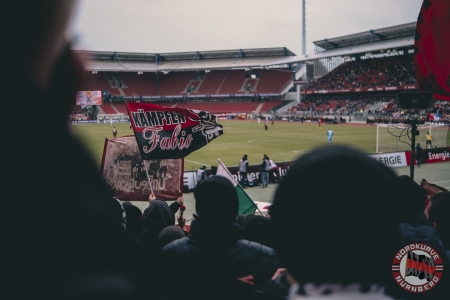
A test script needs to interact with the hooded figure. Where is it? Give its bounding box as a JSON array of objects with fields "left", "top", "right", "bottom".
[
  {"left": 156, "top": 176, "right": 279, "bottom": 300},
  {"left": 138, "top": 199, "right": 178, "bottom": 258}
]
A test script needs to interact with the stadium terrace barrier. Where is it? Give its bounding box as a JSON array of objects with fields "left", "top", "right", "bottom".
[
  {"left": 183, "top": 161, "right": 294, "bottom": 191},
  {"left": 368, "top": 152, "right": 408, "bottom": 168},
  {"left": 183, "top": 148, "right": 450, "bottom": 190},
  {"left": 405, "top": 147, "right": 450, "bottom": 165}
]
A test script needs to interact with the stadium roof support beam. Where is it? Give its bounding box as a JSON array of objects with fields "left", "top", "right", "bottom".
[
  {"left": 234, "top": 49, "right": 245, "bottom": 64},
  {"left": 369, "top": 29, "right": 384, "bottom": 42},
  {"left": 323, "top": 39, "right": 338, "bottom": 49},
  {"left": 292, "top": 62, "right": 304, "bottom": 73},
  {"left": 190, "top": 51, "right": 203, "bottom": 66},
  {"left": 112, "top": 51, "right": 125, "bottom": 68}
]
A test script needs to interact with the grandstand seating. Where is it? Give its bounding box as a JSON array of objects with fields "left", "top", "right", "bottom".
[
  {"left": 196, "top": 71, "right": 226, "bottom": 95},
  {"left": 120, "top": 72, "right": 157, "bottom": 96},
  {"left": 112, "top": 103, "right": 128, "bottom": 114},
  {"left": 257, "top": 70, "right": 292, "bottom": 94},
  {"left": 289, "top": 94, "right": 397, "bottom": 116},
  {"left": 303, "top": 55, "right": 417, "bottom": 92},
  {"left": 100, "top": 102, "right": 118, "bottom": 114},
  {"left": 84, "top": 72, "right": 121, "bottom": 96},
  {"left": 259, "top": 100, "right": 284, "bottom": 113},
  {"left": 84, "top": 69, "right": 293, "bottom": 98},
  {"left": 173, "top": 101, "right": 260, "bottom": 113},
  {"left": 215, "top": 70, "right": 247, "bottom": 94},
  {"left": 158, "top": 71, "right": 197, "bottom": 96},
  {"left": 243, "top": 79, "right": 257, "bottom": 92}
]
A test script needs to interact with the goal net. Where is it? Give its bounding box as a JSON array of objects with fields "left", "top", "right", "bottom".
[
  {"left": 97, "top": 113, "right": 127, "bottom": 124},
  {"left": 376, "top": 123, "right": 449, "bottom": 153}
]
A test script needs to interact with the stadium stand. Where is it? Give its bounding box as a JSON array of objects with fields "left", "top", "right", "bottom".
[
  {"left": 218, "top": 69, "right": 247, "bottom": 94},
  {"left": 112, "top": 102, "right": 128, "bottom": 114},
  {"left": 84, "top": 72, "right": 121, "bottom": 96},
  {"left": 158, "top": 71, "right": 197, "bottom": 96},
  {"left": 173, "top": 101, "right": 260, "bottom": 114},
  {"left": 303, "top": 55, "right": 417, "bottom": 92},
  {"left": 100, "top": 102, "right": 118, "bottom": 114},
  {"left": 86, "top": 69, "right": 294, "bottom": 99},
  {"left": 196, "top": 71, "right": 227, "bottom": 95},
  {"left": 259, "top": 100, "right": 285, "bottom": 113},
  {"left": 257, "top": 69, "right": 292, "bottom": 94},
  {"left": 120, "top": 72, "right": 157, "bottom": 96}
]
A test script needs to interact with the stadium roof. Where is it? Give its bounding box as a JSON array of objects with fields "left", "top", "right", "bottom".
[
  {"left": 76, "top": 47, "right": 297, "bottom": 72},
  {"left": 76, "top": 22, "right": 417, "bottom": 72},
  {"left": 267, "top": 22, "right": 417, "bottom": 65},
  {"left": 313, "top": 22, "right": 416, "bottom": 51}
]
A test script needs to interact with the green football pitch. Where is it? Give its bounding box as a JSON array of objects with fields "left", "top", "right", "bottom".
[{"left": 70, "top": 120, "right": 449, "bottom": 171}]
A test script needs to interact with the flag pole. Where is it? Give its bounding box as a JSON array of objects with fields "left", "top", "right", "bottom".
[
  {"left": 142, "top": 160, "right": 154, "bottom": 194},
  {"left": 217, "top": 159, "right": 265, "bottom": 216}
]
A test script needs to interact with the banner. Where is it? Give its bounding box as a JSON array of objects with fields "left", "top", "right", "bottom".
[
  {"left": 368, "top": 152, "right": 408, "bottom": 168},
  {"left": 76, "top": 91, "right": 102, "bottom": 108},
  {"left": 100, "top": 136, "right": 184, "bottom": 201},
  {"left": 405, "top": 147, "right": 450, "bottom": 166},
  {"left": 300, "top": 85, "right": 418, "bottom": 94},
  {"left": 414, "top": 0, "right": 450, "bottom": 98},
  {"left": 126, "top": 102, "right": 223, "bottom": 159}
]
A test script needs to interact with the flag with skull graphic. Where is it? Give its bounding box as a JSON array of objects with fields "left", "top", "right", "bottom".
[{"left": 126, "top": 102, "right": 223, "bottom": 159}]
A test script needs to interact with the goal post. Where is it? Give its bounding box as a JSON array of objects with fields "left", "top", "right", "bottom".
[{"left": 376, "top": 123, "right": 449, "bottom": 153}]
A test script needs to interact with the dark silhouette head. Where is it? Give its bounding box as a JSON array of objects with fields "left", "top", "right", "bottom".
[
  {"left": 271, "top": 146, "right": 399, "bottom": 286},
  {"left": 156, "top": 226, "right": 186, "bottom": 251},
  {"left": 194, "top": 175, "right": 239, "bottom": 223}
]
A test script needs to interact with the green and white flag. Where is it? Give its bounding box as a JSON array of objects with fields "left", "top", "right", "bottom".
[{"left": 216, "top": 159, "right": 260, "bottom": 216}]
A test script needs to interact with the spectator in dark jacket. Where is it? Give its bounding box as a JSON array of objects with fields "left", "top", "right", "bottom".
[
  {"left": 156, "top": 175, "right": 279, "bottom": 300},
  {"left": 243, "top": 215, "right": 275, "bottom": 249},
  {"left": 415, "top": 143, "right": 423, "bottom": 167},
  {"left": 271, "top": 146, "right": 400, "bottom": 299}
]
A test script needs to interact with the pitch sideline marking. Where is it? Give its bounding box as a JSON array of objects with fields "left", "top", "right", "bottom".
[{"left": 184, "top": 159, "right": 210, "bottom": 167}]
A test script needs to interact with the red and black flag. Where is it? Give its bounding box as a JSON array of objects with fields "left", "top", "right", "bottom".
[
  {"left": 126, "top": 102, "right": 223, "bottom": 159},
  {"left": 100, "top": 136, "right": 184, "bottom": 201},
  {"left": 414, "top": 0, "right": 450, "bottom": 99},
  {"left": 405, "top": 251, "right": 435, "bottom": 281}
]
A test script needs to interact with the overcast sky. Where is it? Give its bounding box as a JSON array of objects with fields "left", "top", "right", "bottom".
[{"left": 71, "top": 0, "right": 423, "bottom": 56}]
